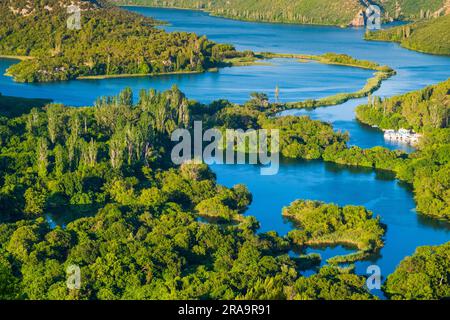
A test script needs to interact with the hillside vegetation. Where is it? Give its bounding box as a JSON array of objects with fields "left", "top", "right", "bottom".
[
  {"left": 0, "top": 82, "right": 448, "bottom": 299},
  {"left": 365, "top": 14, "right": 450, "bottom": 55},
  {"left": 384, "top": 242, "right": 450, "bottom": 300},
  {"left": 114, "top": 0, "right": 363, "bottom": 25},
  {"left": 260, "top": 53, "right": 396, "bottom": 112},
  {"left": 0, "top": 0, "right": 244, "bottom": 82},
  {"left": 222, "top": 79, "right": 449, "bottom": 221},
  {"left": 356, "top": 79, "right": 450, "bottom": 132},
  {"left": 112, "top": 0, "right": 449, "bottom": 26}
]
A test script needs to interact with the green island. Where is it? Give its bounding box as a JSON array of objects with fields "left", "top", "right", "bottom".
[
  {"left": 283, "top": 200, "right": 385, "bottom": 264},
  {"left": 0, "top": 0, "right": 251, "bottom": 83},
  {"left": 365, "top": 14, "right": 450, "bottom": 56},
  {"left": 112, "top": 0, "right": 448, "bottom": 27},
  {"left": 384, "top": 242, "right": 450, "bottom": 300}
]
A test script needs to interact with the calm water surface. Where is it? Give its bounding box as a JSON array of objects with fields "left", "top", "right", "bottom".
[
  {"left": 210, "top": 160, "right": 450, "bottom": 297},
  {"left": 2, "top": 7, "right": 449, "bottom": 295}
]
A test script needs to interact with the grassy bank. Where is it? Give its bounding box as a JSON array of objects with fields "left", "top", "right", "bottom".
[
  {"left": 259, "top": 53, "right": 396, "bottom": 113},
  {"left": 76, "top": 69, "right": 212, "bottom": 80},
  {"left": 0, "top": 55, "right": 34, "bottom": 61}
]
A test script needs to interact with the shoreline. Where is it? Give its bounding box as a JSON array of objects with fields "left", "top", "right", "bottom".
[
  {"left": 76, "top": 69, "right": 212, "bottom": 80},
  {"left": 260, "top": 52, "right": 391, "bottom": 71},
  {"left": 0, "top": 55, "right": 33, "bottom": 61}
]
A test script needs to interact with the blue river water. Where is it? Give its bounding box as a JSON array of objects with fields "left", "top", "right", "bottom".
[{"left": 1, "top": 7, "right": 449, "bottom": 297}]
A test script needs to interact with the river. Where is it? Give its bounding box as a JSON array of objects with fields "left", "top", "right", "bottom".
[{"left": 1, "top": 7, "right": 449, "bottom": 297}]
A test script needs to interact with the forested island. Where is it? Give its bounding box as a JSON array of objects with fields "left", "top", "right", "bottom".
[
  {"left": 283, "top": 200, "right": 385, "bottom": 263},
  {"left": 0, "top": 0, "right": 249, "bottom": 82},
  {"left": 112, "top": 0, "right": 449, "bottom": 26}
]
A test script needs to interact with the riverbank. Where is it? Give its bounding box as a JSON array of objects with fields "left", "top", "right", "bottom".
[
  {"left": 0, "top": 55, "right": 33, "bottom": 61},
  {"left": 2, "top": 51, "right": 391, "bottom": 116},
  {"left": 383, "top": 129, "right": 422, "bottom": 146},
  {"left": 76, "top": 69, "right": 216, "bottom": 80}
]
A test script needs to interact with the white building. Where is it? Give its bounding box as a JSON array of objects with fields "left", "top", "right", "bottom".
[{"left": 384, "top": 128, "right": 422, "bottom": 146}]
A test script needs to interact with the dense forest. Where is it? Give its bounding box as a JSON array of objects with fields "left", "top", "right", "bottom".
[
  {"left": 0, "top": 0, "right": 245, "bottom": 82},
  {"left": 0, "top": 86, "right": 384, "bottom": 300},
  {"left": 112, "top": 0, "right": 450, "bottom": 56},
  {"left": 365, "top": 14, "right": 450, "bottom": 55},
  {"left": 384, "top": 242, "right": 450, "bottom": 300},
  {"left": 0, "top": 79, "right": 448, "bottom": 298},
  {"left": 112, "top": 0, "right": 449, "bottom": 26},
  {"left": 275, "top": 53, "right": 396, "bottom": 111}
]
